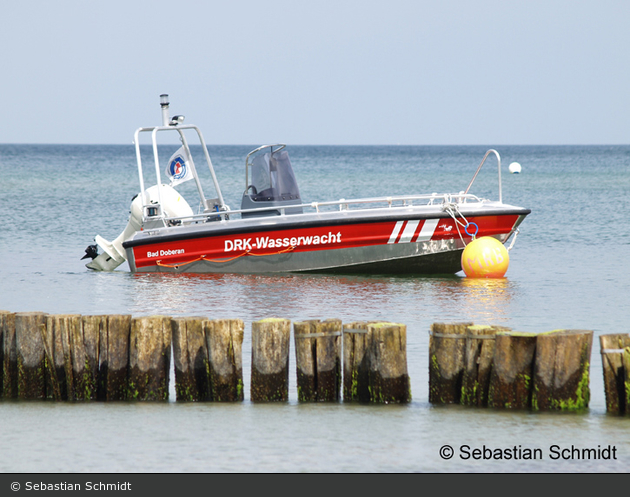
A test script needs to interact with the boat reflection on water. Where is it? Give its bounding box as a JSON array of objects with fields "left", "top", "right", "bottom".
[
  {"left": 129, "top": 271, "right": 397, "bottom": 320},
  {"left": 127, "top": 271, "right": 519, "bottom": 331}
]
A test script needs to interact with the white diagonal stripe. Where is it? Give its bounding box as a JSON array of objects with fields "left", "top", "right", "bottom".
[
  {"left": 415, "top": 218, "right": 439, "bottom": 242},
  {"left": 399, "top": 220, "right": 420, "bottom": 243},
  {"left": 387, "top": 221, "right": 405, "bottom": 244}
]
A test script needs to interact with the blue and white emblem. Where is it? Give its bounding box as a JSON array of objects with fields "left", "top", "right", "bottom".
[
  {"left": 165, "top": 146, "right": 194, "bottom": 186},
  {"left": 168, "top": 155, "right": 187, "bottom": 180}
]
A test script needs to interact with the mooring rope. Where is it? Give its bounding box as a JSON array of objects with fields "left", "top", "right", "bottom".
[
  {"left": 443, "top": 201, "right": 520, "bottom": 252},
  {"left": 442, "top": 202, "right": 474, "bottom": 247},
  {"left": 506, "top": 228, "right": 520, "bottom": 252}
]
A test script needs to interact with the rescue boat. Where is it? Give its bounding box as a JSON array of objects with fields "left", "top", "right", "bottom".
[{"left": 83, "top": 95, "right": 530, "bottom": 275}]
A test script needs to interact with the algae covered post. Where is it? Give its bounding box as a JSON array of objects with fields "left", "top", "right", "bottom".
[
  {"left": 460, "top": 325, "right": 507, "bottom": 407},
  {"left": 363, "top": 322, "right": 411, "bottom": 404},
  {"left": 532, "top": 329, "right": 593, "bottom": 411},
  {"left": 600, "top": 333, "right": 630, "bottom": 415},
  {"left": 42, "top": 314, "right": 82, "bottom": 400},
  {"left": 293, "top": 319, "right": 342, "bottom": 402},
  {"left": 206, "top": 318, "right": 244, "bottom": 401},
  {"left": 128, "top": 315, "right": 172, "bottom": 401},
  {"left": 97, "top": 314, "right": 131, "bottom": 401},
  {"left": 1, "top": 310, "right": 17, "bottom": 398},
  {"left": 16, "top": 312, "right": 48, "bottom": 400},
  {"left": 172, "top": 316, "right": 210, "bottom": 401},
  {"left": 487, "top": 331, "right": 537, "bottom": 409},
  {"left": 428, "top": 322, "right": 472, "bottom": 404},
  {"left": 342, "top": 321, "right": 370, "bottom": 402},
  {"left": 41, "top": 313, "right": 98, "bottom": 401},
  {"left": 76, "top": 314, "right": 100, "bottom": 400},
  {"left": 251, "top": 318, "right": 291, "bottom": 402}
]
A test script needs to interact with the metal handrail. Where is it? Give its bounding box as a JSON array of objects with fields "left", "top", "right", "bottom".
[
  {"left": 463, "top": 149, "right": 502, "bottom": 203},
  {"left": 158, "top": 192, "right": 487, "bottom": 225},
  {"left": 134, "top": 100, "right": 501, "bottom": 227}
]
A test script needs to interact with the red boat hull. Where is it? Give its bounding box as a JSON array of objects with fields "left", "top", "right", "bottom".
[{"left": 125, "top": 212, "right": 526, "bottom": 274}]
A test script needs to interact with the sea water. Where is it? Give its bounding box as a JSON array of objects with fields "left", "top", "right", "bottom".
[{"left": 0, "top": 143, "right": 629, "bottom": 473}]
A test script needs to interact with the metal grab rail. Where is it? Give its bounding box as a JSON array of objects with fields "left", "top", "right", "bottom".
[
  {"left": 159, "top": 192, "right": 486, "bottom": 225},
  {"left": 463, "top": 149, "right": 502, "bottom": 204}
]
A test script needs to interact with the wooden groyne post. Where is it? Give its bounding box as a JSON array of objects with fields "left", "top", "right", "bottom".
[
  {"left": 128, "top": 315, "right": 172, "bottom": 401},
  {"left": 172, "top": 316, "right": 210, "bottom": 401},
  {"left": 94, "top": 314, "right": 132, "bottom": 401},
  {"left": 460, "top": 325, "right": 507, "bottom": 407},
  {"left": 75, "top": 315, "right": 100, "bottom": 400},
  {"left": 428, "top": 323, "right": 511, "bottom": 407},
  {"left": 363, "top": 322, "right": 411, "bottom": 404},
  {"left": 531, "top": 329, "right": 593, "bottom": 411},
  {"left": 293, "top": 319, "right": 342, "bottom": 402},
  {"left": 342, "top": 321, "right": 370, "bottom": 401},
  {"left": 1, "top": 310, "right": 17, "bottom": 398},
  {"left": 487, "top": 331, "right": 538, "bottom": 409},
  {"left": 16, "top": 312, "right": 48, "bottom": 400},
  {"left": 488, "top": 329, "right": 593, "bottom": 411},
  {"left": 42, "top": 314, "right": 78, "bottom": 400},
  {"left": 250, "top": 318, "right": 291, "bottom": 402},
  {"left": 172, "top": 317, "right": 244, "bottom": 402},
  {"left": 39, "top": 313, "right": 101, "bottom": 401},
  {"left": 206, "top": 319, "right": 244, "bottom": 401},
  {"left": 96, "top": 314, "right": 132, "bottom": 401},
  {"left": 342, "top": 321, "right": 411, "bottom": 403},
  {"left": 428, "top": 322, "right": 472, "bottom": 404},
  {"left": 600, "top": 333, "right": 630, "bottom": 415}
]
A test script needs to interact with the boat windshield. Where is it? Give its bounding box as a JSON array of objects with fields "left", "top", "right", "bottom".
[{"left": 249, "top": 150, "right": 301, "bottom": 202}]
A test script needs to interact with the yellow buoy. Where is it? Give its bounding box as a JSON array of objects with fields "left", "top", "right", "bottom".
[{"left": 461, "top": 236, "right": 510, "bottom": 278}]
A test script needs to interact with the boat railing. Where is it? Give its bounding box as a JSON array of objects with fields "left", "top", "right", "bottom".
[
  {"left": 134, "top": 96, "right": 503, "bottom": 227},
  {"left": 158, "top": 191, "right": 487, "bottom": 225},
  {"left": 463, "top": 149, "right": 502, "bottom": 203}
]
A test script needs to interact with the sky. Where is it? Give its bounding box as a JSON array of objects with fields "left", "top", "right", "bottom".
[{"left": 2, "top": 0, "right": 629, "bottom": 145}]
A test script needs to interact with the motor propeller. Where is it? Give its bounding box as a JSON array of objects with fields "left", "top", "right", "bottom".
[{"left": 82, "top": 244, "right": 98, "bottom": 260}]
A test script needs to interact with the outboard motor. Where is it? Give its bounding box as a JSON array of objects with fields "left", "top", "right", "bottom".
[
  {"left": 84, "top": 184, "right": 194, "bottom": 271},
  {"left": 240, "top": 147, "right": 303, "bottom": 218}
]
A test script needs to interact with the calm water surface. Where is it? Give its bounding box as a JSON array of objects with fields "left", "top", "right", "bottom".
[{"left": 1, "top": 144, "right": 629, "bottom": 472}]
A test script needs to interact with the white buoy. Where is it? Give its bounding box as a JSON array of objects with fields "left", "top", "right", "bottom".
[{"left": 509, "top": 162, "right": 522, "bottom": 174}]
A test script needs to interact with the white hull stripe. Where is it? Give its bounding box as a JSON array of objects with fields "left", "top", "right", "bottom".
[
  {"left": 387, "top": 219, "right": 439, "bottom": 244},
  {"left": 415, "top": 218, "right": 439, "bottom": 242},
  {"left": 387, "top": 221, "right": 405, "bottom": 244},
  {"left": 398, "top": 220, "right": 420, "bottom": 243}
]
